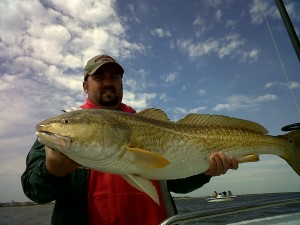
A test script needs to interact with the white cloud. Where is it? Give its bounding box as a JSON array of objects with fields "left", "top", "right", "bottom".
[
  {"left": 197, "top": 89, "right": 206, "bottom": 96},
  {"left": 225, "top": 20, "right": 237, "bottom": 29},
  {"left": 249, "top": 0, "right": 284, "bottom": 25},
  {"left": 49, "top": 0, "right": 117, "bottom": 24},
  {"left": 265, "top": 82, "right": 275, "bottom": 89},
  {"left": 177, "top": 38, "right": 219, "bottom": 58},
  {"left": 256, "top": 94, "right": 278, "bottom": 102},
  {"left": 287, "top": 81, "right": 300, "bottom": 90},
  {"left": 151, "top": 28, "right": 172, "bottom": 38},
  {"left": 159, "top": 93, "right": 168, "bottom": 102},
  {"left": 203, "top": 0, "right": 222, "bottom": 8},
  {"left": 249, "top": 0, "right": 266, "bottom": 24},
  {"left": 189, "top": 106, "right": 207, "bottom": 114},
  {"left": 215, "top": 9, "right": 222, "bottom": 21},
  {"left": 123, "top": 91, "right": 156, "bottom": 111},
  {"left": 213, "top": 94, "right": 278, "bottom": 111},
  {"left": 1, "top": 0, "right": 144, "bottom": 90},
  {"left": 193, "top": 15, "right": 207, "bottom": 37},
  {"left": 177, "top": 34, "right": 258, "bottom": 61},
  {"left": 162, "top": 72, "right": 178, "bottom": 84},
  {"left": 193, "top": 15, "right": 205, "bottom": 26},
  {"left": 264, "top": 81, "right": 300, "bottom": 90},
  {"left": 218, "top": 34, "right": 245, "bottom": 58},
  {"left": 125, "top": 4, "right": 140, "bottom": 23}
]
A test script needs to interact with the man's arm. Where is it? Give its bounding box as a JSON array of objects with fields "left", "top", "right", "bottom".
[{"left": 21, "top": 139, "right": 77, "bottom": 203}]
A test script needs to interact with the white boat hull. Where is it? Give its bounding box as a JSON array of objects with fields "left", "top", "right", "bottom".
[{"left": 206, "top": 195, "right": 236, "bottom": 203}]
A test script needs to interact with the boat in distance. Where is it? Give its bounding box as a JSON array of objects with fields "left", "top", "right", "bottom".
[{"left": 206, "top": 195, "right": 237, "bottom": 203}]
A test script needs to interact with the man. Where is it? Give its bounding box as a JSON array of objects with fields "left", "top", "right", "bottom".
[{"left": 21, "top": 54, "right": 238, "bottom": 225}]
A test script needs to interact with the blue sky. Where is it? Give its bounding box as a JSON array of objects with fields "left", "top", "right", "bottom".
[{"left": 0, "top": 0, "right": 299, "bottom": 202}]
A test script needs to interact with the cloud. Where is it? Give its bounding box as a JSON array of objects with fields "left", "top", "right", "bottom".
[
  {"left": 203, "top": 0, "right": 222, "bottom": 8},
  {"left": 123, "top": 90, "right": 156, "bottom": 111},
  {"left": 151, "top": 28, "right": 172, "bottom": 38},
  {"left": 218, "top": 34, "right": 245, "bottom": 58},
  {"left": 225, "top": 20, "right": 238, "bottom": 29},
  {"left": 213, "top": 94, "right": 278, "bottom": 111},
  {"left": 264, "top": 81, "right": 300, "bottom": 90},
  {"left": 161, "top": 72, "right": 178, "bottom": 85},
  {"left": 193, "top": 15, "right": 205, "bottom": 26},
  {"left": 215, "top": 9, "right": 222, "bottom": 21},
  {"left": 193, "top": 15, "right": 208, "bottom": 37},
  {"left": 265, "top": 82, "right": 276, "bottom": 89},
  {"left": 159, "top": 93, "right": 168, "bottom": 102},
  {"left": 197, "top": 89, "right": 206, "bottom": 96},
  {"left": 287, "top": 81, "right": 300, "bottom": 90},
  {"left": 248, "top": 0, "right": 298, "bottom": 25},
  {"left": 1, "top": 0, "right": 144, "bottom": 79},
  {"left": 177, "top": 34, "right": 259, "bottom": 61}
]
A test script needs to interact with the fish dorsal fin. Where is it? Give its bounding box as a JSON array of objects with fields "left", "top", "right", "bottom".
[
  {"left": 137, "top": 108, "right": 170, "bottom": 122},
  {"left": 177, "top": 114, "right": 268, "bottom": 134}
]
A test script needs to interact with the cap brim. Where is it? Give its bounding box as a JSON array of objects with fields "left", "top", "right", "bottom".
[{"left": 89, "top": 62, "right": 124, "bottom": 75}]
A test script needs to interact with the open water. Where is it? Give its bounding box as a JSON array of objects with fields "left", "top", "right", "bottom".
[
  {"left": 0, "top": 192, "right": 299, "bottom": 225},
  {"left": 174, "top": 192, "right": 300, "bottom": 224}
]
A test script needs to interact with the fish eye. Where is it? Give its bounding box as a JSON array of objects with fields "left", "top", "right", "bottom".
[{"left": 63, "top": 119, "right": 69, "bottom": 124}]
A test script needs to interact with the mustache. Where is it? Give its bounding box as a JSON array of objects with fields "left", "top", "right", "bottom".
[{"left": 101, "top": 87, "right": 116, "bottom": 93}]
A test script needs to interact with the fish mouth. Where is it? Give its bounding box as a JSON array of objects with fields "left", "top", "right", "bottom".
[{"left": 35, "top": 130, "right": 72, "bottom": 150}]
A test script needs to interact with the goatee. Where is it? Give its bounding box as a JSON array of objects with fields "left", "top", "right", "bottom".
[{"left": 99, "top": 96, "right": 119, "bottom": 106}]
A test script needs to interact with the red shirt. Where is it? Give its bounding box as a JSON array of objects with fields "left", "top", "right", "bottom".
[{"left": 81, "top": 99, "right": 167, "bottom": 225}]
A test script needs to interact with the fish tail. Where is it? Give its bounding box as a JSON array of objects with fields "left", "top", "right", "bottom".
[{"left": 280, "top": 130, "right": 300, "bottom": 176}]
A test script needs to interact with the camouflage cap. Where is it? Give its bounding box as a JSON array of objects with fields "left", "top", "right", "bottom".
[{"left": 84, "top": 55, "right": 124, "bottom": 80}]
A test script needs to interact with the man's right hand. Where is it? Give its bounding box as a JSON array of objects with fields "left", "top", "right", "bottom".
[{"left": 45, "top": 146, "right": 79, "bottom": 177}]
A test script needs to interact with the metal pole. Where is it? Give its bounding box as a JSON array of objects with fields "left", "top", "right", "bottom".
[{"left": 276, "top": 0, "right": 300, "bottom": 61}]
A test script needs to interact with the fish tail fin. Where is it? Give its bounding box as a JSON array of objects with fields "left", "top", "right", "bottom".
[{"left": 280, "top": 130, "right": 300, "bottom": 176}]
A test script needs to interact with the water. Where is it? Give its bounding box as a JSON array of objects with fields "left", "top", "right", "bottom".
[
  {"left": 0, "top": 192, "right": 299, "bottom": 225},
  {"left": 0, "top": 204, "right": 53, "bottom": 225},
  {"left": 174, "top": 192, "right": 300, "bottom": 224}
]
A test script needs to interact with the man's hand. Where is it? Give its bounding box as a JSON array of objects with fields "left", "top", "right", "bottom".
[
  {"left": 204, "top": 152, "right": 238, "bottom": 176},
  {"left": 45, "top": 146, "right": 79, "bottom": 177}
]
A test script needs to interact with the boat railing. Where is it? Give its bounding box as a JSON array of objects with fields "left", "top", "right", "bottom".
[{"left": 159, "top": 194, "right": 300, "bottom": 225}]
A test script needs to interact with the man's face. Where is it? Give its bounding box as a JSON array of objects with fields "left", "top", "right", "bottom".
[{"left": 83, "top": 63, "right": 123, "bottom": 109}]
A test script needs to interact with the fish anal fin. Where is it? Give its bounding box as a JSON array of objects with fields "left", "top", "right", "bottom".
[
  {"left": 122, "top": 175, "right": 160, "bottom": 205},
  {"left": 238, "top": 154, "right": 260, "bottom": 163},
  {"left": 137, "top": 108, "right": 170, "bottom": 122},
  {"left": 124, "top": 146, "right": 170, "bottom": 169}
]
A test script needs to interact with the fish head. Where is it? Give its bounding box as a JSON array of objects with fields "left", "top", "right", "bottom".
[{"left": 35, "top": 109, "right": 130, "bottom": 163}]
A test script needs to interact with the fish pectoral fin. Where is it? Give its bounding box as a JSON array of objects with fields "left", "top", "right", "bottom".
[
  {"left": 124, "top": 146, "right": 170, "bottom": 169},
  {"left": 238, "top": 154, "right": 260, "bottom": 163},
  {"left": 121, "top": 175, "right": 160, "bottom": 205}
]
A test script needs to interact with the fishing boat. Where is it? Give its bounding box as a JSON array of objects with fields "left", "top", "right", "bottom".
[{"left": 206, "top": 195, "right": 237, "bottom": 203}]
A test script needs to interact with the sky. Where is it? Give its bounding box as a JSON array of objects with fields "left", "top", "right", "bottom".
[{"left": 0, "top": 0, "right": 299, "bottom": 203}]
